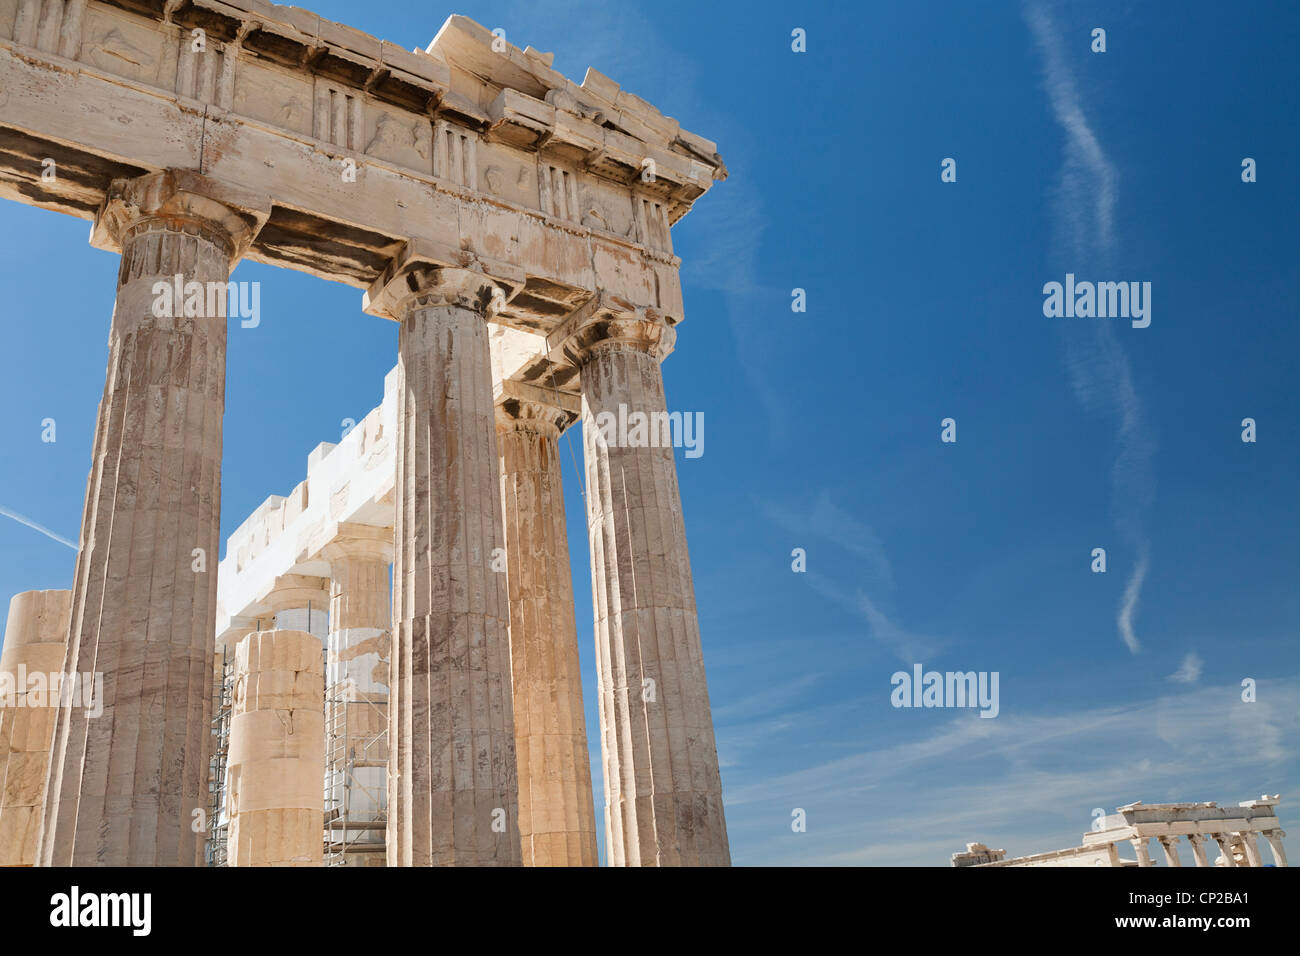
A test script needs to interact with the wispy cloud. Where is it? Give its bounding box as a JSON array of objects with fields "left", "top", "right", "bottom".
[
  {"left": 762, "top": 492, "right": 894, "bottom": 590},
  {"left": 726, "top": 677, "right": 1299, "bottom": 864},
  {"left": 1022, "top": 2, "right": 1117, "bottom": 257},
  {"left": 1168, "top": 650, "right": 1204, "bottom": 684},
  {"left": 0, "top": 504, "right": 78, "bottom": 551},
  {"left": 762, "top": 491, "right": 937, "bottom": 660},
  {"left": 1117, "top": 551, "right": 1147, "bottom": 654},
  {"left": 1024, "top": 0, "right": 1154, "bottom": 655},
  {"left": 850, "top": 588, "right": 940, "bottom": 662},
  {"left": 714, "top": 672, "right": 823, "bottom": 722}
]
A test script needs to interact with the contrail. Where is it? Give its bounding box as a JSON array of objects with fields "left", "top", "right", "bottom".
[
  {"left": 1117, "top": 552, "right": 1147, "bottom": 654},
  {"left": 1025, "top": 0, "right": 1153, "bottom": 654},
  {"left": 0, "top": 505, "right": 79, "bottom": 551},
  {"left": 1022, "top": 1, "right": 1118, "bottom": 256}
]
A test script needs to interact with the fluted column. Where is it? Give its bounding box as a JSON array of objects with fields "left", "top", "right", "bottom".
[
  {"left": 225, "top": 629, "right": 324, "bottom": 867},
  {"left": 561, "top": 303, "right": 729, "bottom": 867},
  {"left": 497, "top": 392, "right": 598, "bottom": 866},
  {"left": 323, "top": 524, "right": 392, "bottom": 866},
  {"left": 40, "top": 171, "right": 263, "bottom": 867},
  {"left": 370, "top": 265, "right": 519, "bottom": 866},
  {"left": 1187, "top": 833, "right": 1209, "bottom": 867},
  {"left": 0, "top": 590, "right": 72, "bottom": 866}
]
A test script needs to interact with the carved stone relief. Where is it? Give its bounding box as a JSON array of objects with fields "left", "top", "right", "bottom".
[
  {"left": 233, "top": 59, "right": 313, "bottom": 137},
  {"left": 365, "top": 106, "right": 431, "bottom": 174},
  {"left": 82, "top": 6, "right": 162, "bottom": 85}
]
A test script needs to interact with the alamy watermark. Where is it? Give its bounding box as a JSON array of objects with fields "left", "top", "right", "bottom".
[
  {"left": 590, "top": 404, "right": 704, "bottom": 458},
  {"left": 50, "top": 886, "right": 150, "bottom": 936},
  {"left": 1, "top": 666, "right": 104, "bottom": 718},
  {"left": 890, "top": 664, "right": 999, "bottom": 718},
  {"left": 1042, "top": 273, "right": 1151, "bottom": 328},
  {"left": 151, "top": 275, "right": 261, "bottom": 328}
]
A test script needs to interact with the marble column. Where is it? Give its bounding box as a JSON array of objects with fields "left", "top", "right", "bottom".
[
  {"left": 0, "top": 590, "right": 72, "bottom": 866},
  {"left": 261, "top": 574, "right": 331, "bottom": 643},
  {"left": 1210, "top": 832, "right": 1237, "bottom": 867},
  {"left": 497, "top": 392, "right": 598, "bottom": 867},
  {"left": 39, "top": 170, "right": 263, "bottom": 867},
  {"left": 1129, "top": 836, "right": 1153, "bottom": 867},
  {"left": 225, "top": 629, "right": 324, "bottom": 867},
  {"left": 371, "top": 265, "right": 520, "bottom": 866},
  {"left": 1261, "top": 829, "right": 1288, "bottom": 867},
  {"left": 1237, "top": 831, "right": 1263, "bottom": 867},
  {"left": 323, "top": 524, "right": 392, "bottom": 866},
  {"left": 1157, "top": 835, "right": 1181, "bottom": 867},
  {"left": 1186, "top": 833, "right": 1209, "bottom": 867},
  {"left": 561, "top": 304, "right": 729, "bottom": 867}
]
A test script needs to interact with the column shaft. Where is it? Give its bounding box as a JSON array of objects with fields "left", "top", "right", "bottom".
[
  {"left": 226, "top": 630, "right": 324, "bottom": 866},
  {"left": 325, "top": 535, "right": 391, "bottom": 866},
  {"left": 1262, "top": 829, "right": 1288, "bottom": 867},
  {"left": 498, "top": 404, "right": 598, "bottom": 866},
  {"left": 0, "top": 590, "right": 72, "bottom": 866},
  {"left": 568, "top": 313, "right": 729, "bottom": 866},
  {"left": 389, "top": 273, "right": 519, "bottom": 866},
  {"left": 41, "top": 176, "right": 253, "bottom": 866},
  {"left": 1211, "top": 833, "right": 1237, "bottom": 866},
  {"left": 1238, "top": 831, "right": 1263, "bottom": 867},
  {"left": 1157, "top": 836, "right": 1181, "bottom": 866},
  {"left": 1130, "top": 836, "right": 1153, "bottom": 867}
]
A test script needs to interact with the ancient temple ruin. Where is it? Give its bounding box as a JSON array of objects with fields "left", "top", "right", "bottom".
[
  {"left": 953, "top": 796, "right": 1289, "bottom": 867},
  {"left": 0, "top": 1, "right": 730, "bottom": 866}
]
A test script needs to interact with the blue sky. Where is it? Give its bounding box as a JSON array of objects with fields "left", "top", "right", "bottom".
[{"left": 1, "top": 0, "right": 1296, "bottom": 865}]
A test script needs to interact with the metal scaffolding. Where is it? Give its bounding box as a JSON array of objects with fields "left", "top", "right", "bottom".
[
  {"left": 205, "top": 646, "right": 234, "bottom": 867},
  {"left": 323, "top": 671, "right": 388, "bottom": 866}
]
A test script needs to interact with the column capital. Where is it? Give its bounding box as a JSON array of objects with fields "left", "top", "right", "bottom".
[
  {"left": 494, "top": 380, "right": 580, "bottom": 435},
  {"left": 256, "top": 574, "right": 331, "bottom": 616},
  {"left": 90, "top": 169, "right": 269, "bottom": 260},
  {"left": 363, "top": 239, "right": 525, "bottom": 321},
  {"left": 216, "top": 616, "right": 262, "bottom": 655},
  {"left": 315, "top": 521, "right": 394, "bottom": 566},
  {"left": 551, "top": 292, "right": 676, "bottom": 367}
]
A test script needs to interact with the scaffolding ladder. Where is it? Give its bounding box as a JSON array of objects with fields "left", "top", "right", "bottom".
[
  {"left": 324, "top": 675, "right": 388, "bottom": 866},
  {"left": 205, "top": 647, "right": 234, "bottom": 867}
]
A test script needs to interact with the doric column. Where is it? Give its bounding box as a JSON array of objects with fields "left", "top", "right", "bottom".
[
  {"left": 1129, "top": 836, "right": 1153, "bottom": 867},
  {"left": 322, "top": 524, "right": 392, "bottom": 867},
  {"left": 366, "top": 263, "right": 520, "bottom": 866},
  {"left": 0, "top": 590, "right": 72, "bottom": 866},
  {"left": 39, "top": 170, "right": 265, "bottom": 867},
  {"left": 496, "top": 387, "right": 598, "bottom": 867},
  {"left": 1157, "top": 836, "right": 1181, "bottom": 867},
  {"left": 225, "top": 630, "right": 324, "bottom": 867},
  {"left": 261, "top": 574, "right": 331, "bottom": 643},
  {"left": 560, "top": 301, "right": 729, "bottom": 867},
  {"left": 1186, "top": 833, "right": 1210, "bottom": 867},
  {"left": 1261, "top": 829, "right": 1288, "bottom": 867}
]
